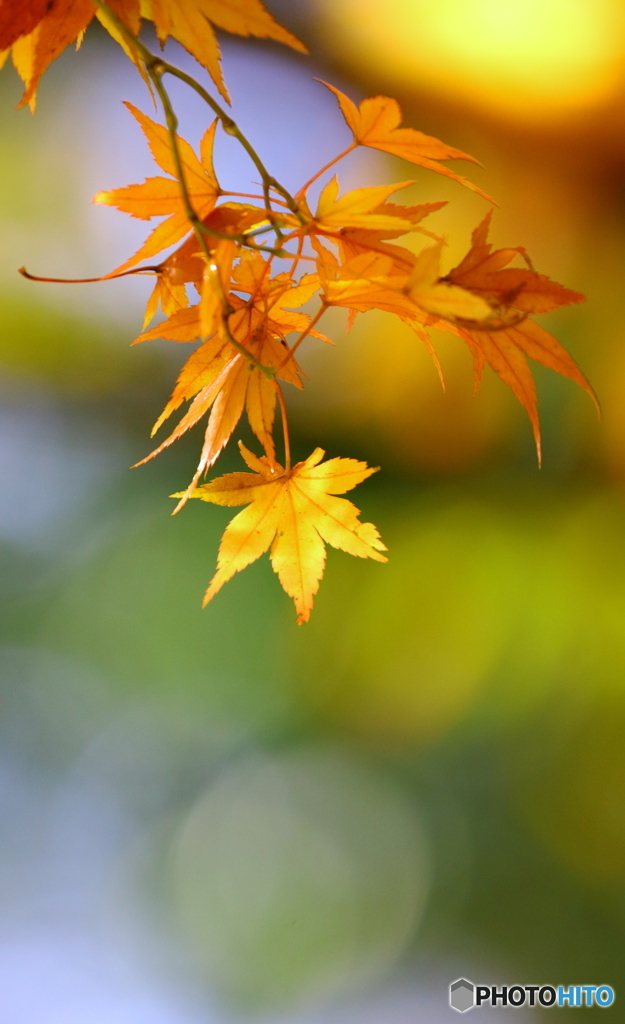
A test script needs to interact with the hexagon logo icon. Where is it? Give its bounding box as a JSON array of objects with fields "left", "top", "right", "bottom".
[{"left": 450, "top": 978, "right": 475, "bottom": 1013}]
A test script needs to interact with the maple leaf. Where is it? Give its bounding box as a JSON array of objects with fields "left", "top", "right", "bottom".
[
  {"left": 315, "top": 242, "right": 480, "bottom": 386},
  {"left": 141, "top": 0, "right": 306, "bottom": 102},
  {"left": 433, "top": 212, "right": 597, "bottom": 461},
  {"left": 141, "top": 233, "right": 202, "bottom": 328},
  {"left": 177, "top": 442, "right": 387, "bottom": 624},
  {"left": 0, "top": 0, "right": 55, "bottom": 51},
  {"left": 229, "top": 252, "right": 322, "bottom": 327},
  {"left": 8, "top": 0, "right": 141, "bottom": 111},
  {"left": 10, "top": 0, "right": 101, "bottom": 111},
  {"left": 408, "top": 239, "right": 493, "bottom": 322},
  {"left": 319, "top": 81, "right": 495, "bottom": 204},
  {"left": 94, "top": 102, "right": 220, "bottom": 273},
  {"left": 140, "top": 203, "right": 273, "bottom": 327},
  {"left": 311, "top": 177, "right": 418, "bottom": 235},
  {"left": 316, "top": 211, "right": 595, "bottom": 461},
  {"left": 133, "top": 259, "right": 324, "bottom": 491},
  {"left": 317, "top": 247, "right": 416, "bottom": 320},
  {"left": 133, "top": 325, "right": 271, "bottom": 484},
  {"left": 315, "top": 241, "right": 477, "bottom": 327},
  {"left": 444, "top": 210, "right": 585, "bottom": 317},
  {"left": 333, "top": 201, "right": 446, "bottom": 283},
  {"left": 2, "top": 0, "right": 306, "bottom": 108}
]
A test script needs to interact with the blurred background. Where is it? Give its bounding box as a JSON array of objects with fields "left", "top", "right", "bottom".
[{"left": 1, "top": 0, "right": 625, "bottom": 1019}]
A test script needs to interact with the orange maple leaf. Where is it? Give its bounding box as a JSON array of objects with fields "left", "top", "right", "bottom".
[
  {"left": 434, "top": 213, "right": 597, "bottom": 460},
  {"left": 0, "top": 0, "right": 56, "bottom": 50},
  {"left": 141, "top": 0, "right": 306, "bottom": 102},
  {"left": 315, "top": 218, "right": 596, "bottom": 446},
  {"left": 315, "top": 242, "right": 484, "bottom": 385},
  {"left": 94, "top": 103, "right": 220, "bottom": 273},
  {"left": 407, "top": 239, "right": 493, "bottom": 322},
  {"left": 444, "top": 210, "right": 585, "bottom": 316},
  {"left": 317, "top": 247, "right": 416, "bottom": 319},
  {"left": 319, "top": 81, "right": 494, "bottom": 204},
  {"left": 139, "top": 203, "right": 272, "bottom": 327},
  {"left": 177, "top": 441, "right": 387, "bottom": 624},
  {"left": 309, "top": 177, "right": 418, "bottom": 235},
  {"left": 2, "top": 0, "right": 306, "bottom": 108},
  {"left": 149, "top": 322, "right": 300, "bottom": 497},
  {"left": 133, "top": 258, "right": 324, "bottom": 493},
  {"left": 8, "top": 0, "right": 140, "bottom": 111},
  {"left": 316, "top": 241, "right": 486, "bottom": 326}
]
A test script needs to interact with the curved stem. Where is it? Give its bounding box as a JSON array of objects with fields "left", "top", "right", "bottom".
[
  {"left": 92, "top": 1, "right": 302, "bottom": 235},
  {"left": 289, "top": 234, "right": 304, "bottom": 279},
  {"left": 19, "top": 265, "right": 161, "bottom": 283},
  {"left": 92, "top": 0, "right": 277, "bottom": 378},
  {"left": 221, "top": 191, "right": 288, "bottom": 207},
  {"left": 278, "top": 303, "right": 327, "bottom": 370},
  {"left": 158, "top": 62, "right": 303, "bottom": 220},
  {"left": 295, "top": 143, "right": 357, "bottom": 200},
  {"left": 275, "top": 382, "right": 291, "bottom": 471}
]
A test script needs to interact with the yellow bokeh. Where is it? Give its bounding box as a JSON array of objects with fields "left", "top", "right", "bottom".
[{"left": 318, "top": 0, "right": 625, "bottom": 121}]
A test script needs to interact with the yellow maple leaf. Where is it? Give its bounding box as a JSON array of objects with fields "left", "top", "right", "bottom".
[
  {"left": 408, "top": 239, "right": 493, "bottom": 322},
  {"left": 311, "top": 177, "right": 417, "bottom": 234},
  {"left": 177, "top": 442, "right": 387, "bottom": 623}
]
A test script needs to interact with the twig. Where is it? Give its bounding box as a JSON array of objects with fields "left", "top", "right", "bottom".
[
  {"left": 19, "top": 265, "right": 161, "bottom": 282},
  {"left": 295, "top": 144, "right": 357, "bottom": 200},
  {"left": 275, "top": 382, "right": 291, "bottom": 471},
  {"left": 278, "top": 303, "right": 327, "bottom": 370},
  {"left": 92, "top": 0, "right": 277, "bottom": 378}
]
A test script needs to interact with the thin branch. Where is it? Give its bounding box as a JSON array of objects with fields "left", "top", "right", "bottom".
[
  {"left": 221, "top": 191, "right": 288, "bottom": 207},
  {"left": 295, "top": 143, "right": 358, "bottom": 200},
  {"left": 289, "top": 234, "right": 304, "bottom": 279},
  {"left": 19, "top": 265, "right": 161, "bottom": 283},
  {"left": 91, "top": 2, "right": 297, "bottom": 250},
  {"left": 278, "top": 303, "right": 327, "bottom": 370},
  {"left": 92, "top": 0, "right": 277, "bottom": 378},
  {"left": 154, "top": 61, "right": 304, "bottom": 222},
  {"left": 275, "top": 382, "right": 291, "bottom": 471}
]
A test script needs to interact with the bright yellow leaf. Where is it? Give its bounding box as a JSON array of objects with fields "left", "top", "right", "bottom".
[{"left": 179, "top": 442, "right": 387, "bottom": 623}]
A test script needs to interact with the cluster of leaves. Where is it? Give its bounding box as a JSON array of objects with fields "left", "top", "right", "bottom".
[
  {"left": 0, "top": 0, "right": 303, "bottom": 108},
  {"left": 4, "top": 0, "right": 596, "bottom": 622}
]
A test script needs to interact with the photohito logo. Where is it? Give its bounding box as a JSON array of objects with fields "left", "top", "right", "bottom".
[{"left": 449, "top": 979, "right": 615, "bottom": 1012}]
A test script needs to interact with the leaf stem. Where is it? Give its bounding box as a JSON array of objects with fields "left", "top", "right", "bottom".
[
  {"left": 275, "top": 382, "right": 291, "bottom": 471},
  {"left": 278, "top": 303, "right": 327, "bottom": 370},
  {"left": 92, "top": 0, "right": 276, "bottom": 378},
  {"left": 289, "top": 234, "right": 305, "bottom": 279},
  {"left": 153, "top": 61, "right": 304, "bottom": 222},
  {"left": 295, "top": 143, "right": 358, "bottom": 200},
  {"left": 91, "top": 2, "right": 299, "bottom": 247},
  {"left": 19, "top": 265, "right": 162, "bottom": 283},
  {"left": 221, "top": 191, "right": 288, "bottom": 207}
]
